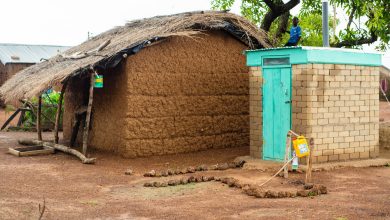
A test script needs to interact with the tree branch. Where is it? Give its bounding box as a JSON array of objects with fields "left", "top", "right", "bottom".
[
  {"left": 332, "top": 31, "right": 378, "bottom": 47},
  {"left": 260, "top": 0, "right": 300, "bottom": 31},
  {"left": 275, "top": 12, "right": 290, "bottom": 40},
  {"left": 347, "top": 5, "right": 357, "bottom": 30}
]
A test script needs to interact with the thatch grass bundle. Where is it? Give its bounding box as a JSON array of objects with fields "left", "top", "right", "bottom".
[{"left": 0, "top": 11, "right": 270, "bottom": 104}]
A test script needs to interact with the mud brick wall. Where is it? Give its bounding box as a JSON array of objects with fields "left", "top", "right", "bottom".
[
  {"left": 249, "top": 64, "right": 380, "bottom": 163},
  {"left": 0, "top": 63, "right": 32, "bottom": 106},
  {"left": 64, "top": 30, "right": 250, "bottom": 157}
]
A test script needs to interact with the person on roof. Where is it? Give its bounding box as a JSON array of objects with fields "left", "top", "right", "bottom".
[{"left": 285, "top": 17, "right": 301, "bottom": 47}]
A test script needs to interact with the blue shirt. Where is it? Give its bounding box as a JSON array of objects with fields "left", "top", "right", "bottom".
[{"left": 288, "top": 26, "right": 301, "bottom": 43}]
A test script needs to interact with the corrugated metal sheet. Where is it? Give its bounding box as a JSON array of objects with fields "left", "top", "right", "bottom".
[{"left": 0, "top": 43, "right": 70, "bottom": 64}]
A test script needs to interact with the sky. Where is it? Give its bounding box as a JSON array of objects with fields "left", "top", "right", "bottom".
[{"left": 0, "top": 0, "right": 389, "bottom": 67}]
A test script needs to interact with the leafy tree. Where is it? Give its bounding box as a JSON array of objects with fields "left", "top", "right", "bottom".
[{"left": 211, "top": 0, "right": 390, "bottom": 50}]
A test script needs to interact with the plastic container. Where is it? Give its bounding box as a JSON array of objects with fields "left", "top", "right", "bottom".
[
  {"left": 292, "top": 135, "right": 310, "bottom": 158},
  {"left": 94, "top": 75, "right": 103, "bottom": 88}
]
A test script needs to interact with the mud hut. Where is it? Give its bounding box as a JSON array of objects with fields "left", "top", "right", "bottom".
[
  {"left": 0, "top": 11, "right": 270, "bottom": 158},
  {"left": 0, "top": 44, "right": 68, "bottom": 106}
]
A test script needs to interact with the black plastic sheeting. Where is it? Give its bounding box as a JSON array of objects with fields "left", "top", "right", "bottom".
[{"left": 92, "top": 36, "right": 163, "bottom": 72}]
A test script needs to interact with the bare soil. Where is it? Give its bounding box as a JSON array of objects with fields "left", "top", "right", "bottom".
[{"left": 0, "top": 131, "right": 390, "bottom": 220}]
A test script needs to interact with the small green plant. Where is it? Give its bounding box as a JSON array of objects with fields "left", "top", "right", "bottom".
[{"left": 22, "top": 91, "right": 64, "bottom": 130}]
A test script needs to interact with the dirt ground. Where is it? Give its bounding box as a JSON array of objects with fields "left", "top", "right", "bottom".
[
  {"left": 380, "top": 101, "right": 390, "bottom": 122},
  {"left": 0, "top": 131, "right": 389, "bottom": 220}
]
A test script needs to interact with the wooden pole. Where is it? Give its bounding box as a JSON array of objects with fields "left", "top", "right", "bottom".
[
  {"left": 37, "top": 96, "right": 42, "bottom": 141},
  {"left": 82, "top": 72, "right": 95, "bottom": 155},
  {"left": 305, "top": 138, "right": 314, "bottom": 184},
  {"left": 284, "top": 133, "right": 291, "bottom": 178},
  {"left": 54, "top": 82, "right": 67, "bottom": 144}
]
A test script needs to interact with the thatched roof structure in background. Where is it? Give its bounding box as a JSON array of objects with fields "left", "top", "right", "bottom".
[{"left": 0, "top": 11, "right": 270, "bottom": 103}]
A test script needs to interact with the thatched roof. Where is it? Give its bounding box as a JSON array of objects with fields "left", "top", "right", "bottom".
[{"left": 0, "top": 11, "right": 270, "bottom": 103}]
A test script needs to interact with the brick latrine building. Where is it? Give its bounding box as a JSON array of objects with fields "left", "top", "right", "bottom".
[{"left": 246, "top": 47, "right": 382, "bottom": 163}]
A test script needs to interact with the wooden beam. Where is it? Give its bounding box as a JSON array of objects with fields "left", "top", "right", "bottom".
[
  {"left": 82, "top": 72, "right": 95, "bottom": 155},
  {"left": 37, "top": 96, "right": 42, "bottom": 141},
  {"left": 283, "top": 133, "right": 291, "bottom": 178},
  {"left": 18, "top": 139, "right": 96, "bottom": 164},
  {"left": 305, "top": 138, "right": 314, "bottom": 184},
  {"left": 1, "top": 108, "right": 21, "bottom": 130},
  {"left": 54, "top": 82, "right": 67, "bottom": 144}
]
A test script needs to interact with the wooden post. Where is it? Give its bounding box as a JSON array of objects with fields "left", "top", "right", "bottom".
[
  {"left": 82, "top": 72, "right": 95, "bottom": 155},
  {"left": 284, "top": 133, "right": 291, "bottom": 178},
  {"left": 37, "top": 95, "right": 42, "bottom": 141},
  {"left": 54, "top": 82, "right": 67, "bottom": 144},
  {"left": 305, "top": 138, "right": 314, "bottom": 184}
]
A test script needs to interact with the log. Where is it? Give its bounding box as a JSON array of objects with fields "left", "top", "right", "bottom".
[
  {"left": 18, "top": 139, "right": 96, "bottom": 164},
  {"left": 82, "top": 72, "right": 95, "bottom": 155},
  {"left": 37, "top": 96, "right": 42, "bottom": 141},
  {"left": 54, "top": 82, "right": 67, "bottom": 143}
]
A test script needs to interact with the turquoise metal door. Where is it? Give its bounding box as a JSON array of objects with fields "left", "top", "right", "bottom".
[{"left": 262, "top": 67, "right": 291, "bottom": 161}]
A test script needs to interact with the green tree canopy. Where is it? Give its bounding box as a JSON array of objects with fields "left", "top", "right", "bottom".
[{"left": 211, "top": 0, "right": 390, "bottom": 50}]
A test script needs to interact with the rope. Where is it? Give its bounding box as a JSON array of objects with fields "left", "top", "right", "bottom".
[{"left": 257, "top": 156, "right": 296, "bottom": 188}]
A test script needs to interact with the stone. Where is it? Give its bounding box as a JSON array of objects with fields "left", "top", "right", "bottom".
[
  {"left": 187, "top": 166, "right": 196, "bottom": 173},
  {"left": 226, "top": 178, "right": 237, "bottom": 187},
  {"left": 304, "top": 183, "right": 314, "bottom": 190},
  {"left": 214, "top": 177, "right": 221, "bottom": 181},
  {"left": 195, "top": 176, "right": 203, "bottom": 182},
  {"left": 228, "top": 162, "right": 237, "bottom": 169},
  {"left": 209, "top": 164, "right": 219, "bottom": 170},
  {"left": 144, "top": 170, "right": 156, "bottom": 177},
  {"left": 180, "top": 178, "right": 188, "bottom": 185},
  {"left": 297, "top": 190, "right": 310, "bottom": 197},
  {"left": 167, "top": 169, "right": 174, "bottom": 175},
  {"left": 188, "top": 176, "right": 195, "bottom": 183},
  {"left": 174, "top": 169, "right": 181, "bottom": 175},
  {"left": 155, "top": 171, "right": 162, "bottom": 177},
  {"left": 153, "top": 182, "right": 161, "bottom": 187},
  {"left": 278, "top": 191, "right": 288, "bottom": 198},
  {"left": 217, "top": 163, "right": 229, "bottom": 170},
  {"left": 313, "top": 184, "right": 327, "bottom": 194},
  {"left": 124, "top": 169, "right": 133, "bottom": 175},
  {"left": 143, "top": 182, "right": 153, "bottom": 187},
  {"left": 265, "top": 190, "right": 278, "bottom": 198},
  {"left": 160, "top": 182, "right": 168, "bottom": 187},
  {"left": 254, "top": 189, "right": 266, "bottom": 198},
  {"left": 235, "top": 160, "right": 246, "bottom": 168},
  {"left": 161, "top": 171, "right": 169, "bottom": 177},
  {"left": 168, "top": 180, "right": 176, "bottom": 186},
  {"left": 199, "top": 164, "right": 208, "bottom": 171}
]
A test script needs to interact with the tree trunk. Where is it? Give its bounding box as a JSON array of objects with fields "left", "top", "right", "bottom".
[
  {"left": 82, "top": 72, "right": 95, "bottom": 155},
  {"left": 37, "top": 96, "right": 42, "bottom": 141},
  {"left": 54, "top": 82, "right": 67, "bottom": 144}
]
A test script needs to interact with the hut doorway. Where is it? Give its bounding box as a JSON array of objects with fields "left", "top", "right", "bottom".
[{"left": 262, "top": 60, "right": 292, "bottom": 161}]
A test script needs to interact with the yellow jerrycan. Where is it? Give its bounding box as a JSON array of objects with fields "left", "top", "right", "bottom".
[{"left": 292, "top": 136, "right": 310, "bottom": 158}]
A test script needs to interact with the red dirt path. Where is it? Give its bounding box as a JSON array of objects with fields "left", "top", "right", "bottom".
[{"left": 0, "top": 131, "right": 390, "bottom": 219}]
